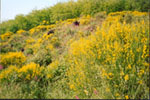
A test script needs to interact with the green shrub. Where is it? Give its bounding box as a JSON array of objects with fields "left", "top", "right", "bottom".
[
  {"left": 24, "top": 48, "right": 34, "bottom": 55},
  {"left": 0, "top": 0, "right": 149, "bottom": 34},
  {"left": 29, "top": 49, "right": 52, "bottom": 66}
]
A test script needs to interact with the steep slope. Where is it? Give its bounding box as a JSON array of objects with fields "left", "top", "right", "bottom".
[{"left": 0, "top": 11, "right": 149, "bottom": 99}]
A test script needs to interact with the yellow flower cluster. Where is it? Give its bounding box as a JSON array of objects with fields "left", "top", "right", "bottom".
[
  {"left": 16, "top": 29, "right": 26, "bottom": 34},
  {"left": 41, "top": 20, "right": 47, "bottom": 24},
  {"left": 36, "top": 25, "right": 48, "bottom": 30},
  {"left": 80, "top": 15, "right": 91, "bottom": 25},
  {"left": 0, "top": 65, "right": 18, "bottom": 81},
  {"left": 0, "top": 52, "right": 26, "bottom": 67},
  {"left": 108, "top": 11, "right": 147, "bottom": 17},
  {"left": 29, "top": 24, "right": 56, "bottom": 35},
  {"left": 66, "top": 19, "right": 76, "bottom": 23},
  {"left": 26, "top": 37, "right": 35, "bottom": 44},
  {"left": 25, "top": 30, "right": 54, "bottom": 55},
  {"left": 0, "top": 62, "right": 44, "bottom": 81},
  {"left": 18, "top": 62, "right": 43, "bottom": 80},
  {"left": 56, "top": 18, "right": 78, "bottom": 26},
  {"left": 0, "top": 32, "right": 13, "bottom": 40},
  {"left": 46, "top": 44, "right": 54, "bottom": 50},
  {"left": 65, "top": 18, "right": 77, "bottom": 25},
  {"left": 42, "top": 33, "right": 53, "bottom": 40},
  {"left": 29, "top": 28, "right": 37, "bottom": 35},
  {"left": 46, "top": 24, "right": 56, "bottom": 29},
  {"left": 32, "top": 43, "right": 41, "bottom": 54},
  {"left": 69, "top": 84, "right": 76, "bottom": 90},
  {"left": 124, "top": 75, "right": 129, "bottom": 81}
]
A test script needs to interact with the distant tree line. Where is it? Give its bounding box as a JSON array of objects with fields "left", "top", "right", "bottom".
[{"left": 0, "top": 0, "right": 149, "bottom": 34}]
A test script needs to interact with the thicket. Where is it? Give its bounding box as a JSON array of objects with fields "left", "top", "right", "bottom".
[{"left": 0, "top": 0, "right": 149, "bottom": 34}]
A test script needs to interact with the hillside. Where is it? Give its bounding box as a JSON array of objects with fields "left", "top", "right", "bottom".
[
  {"left": 0, "top": 10, "right": 149, "bottom": 99},
  {"left": 0, "top": 0, "right": 149, "bottom": 34}
]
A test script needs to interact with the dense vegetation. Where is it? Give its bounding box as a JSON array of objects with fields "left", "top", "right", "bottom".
[
  {"left": 0, "top": 0, "right": 149, "bottom": 34},
  {"left": 0, "top": 0, "right": 149, "bottom": 99}
]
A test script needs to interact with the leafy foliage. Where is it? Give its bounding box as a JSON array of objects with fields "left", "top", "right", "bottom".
[{"left": 0, "top": 0, "right": 149, "bottom": 34}]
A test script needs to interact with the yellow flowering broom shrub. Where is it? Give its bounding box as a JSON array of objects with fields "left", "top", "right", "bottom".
[
  {"left": 0, "top": 65, "right": 18, "bottom": 82},
  {"left": 65, "top": 11, "right": 149, "bottom": 99},
  {"left": 18, "top": 62, "right": 44, "bottom": 81},
  {"left": 80, "top": 15, "right": 91, "bottom": 25},
  {"left": 0, "top": 32, "right": 13, "bottom": 40},
  {"left": 29, "top": 27, "right": 40, "bottom": 35},
  {"left": 16, "top": 29, "right": 26, "bottom": 34},
  {"left": 0, "top": 52, "right": 26, "bottom": 68},
  {"left": 0, "top": 63, "right": 44, "bottom": 82},
  {"left": 36, "top": 25, "right": 47, "bottom": 31},
  {"left": 26, "top": 37, "right": 35, "bottom": 44},
  {"left": 46, "top": 24, "right": 56, "bottom": 30},
  {"left": 29, "top": 24, "right": 56, "bottom": 36}
]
